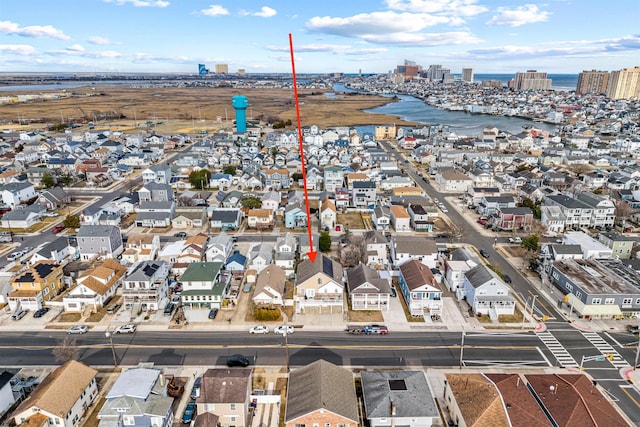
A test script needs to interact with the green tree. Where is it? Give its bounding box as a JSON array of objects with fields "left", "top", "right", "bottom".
[
  {"left": 41, "top": 173, "right": 55, "bottom": 189},
  {"left": 63, "top": 214, "right": 80, "bottom": 229},
  {"left": 292, "top": 172, "right": 303, "bottom": 182},
  {"left": 188, "top": 169, "right": 210, "bottom": 189},
  {"left": 240, "top": 196, "right": 262, "bottom": 210},
  {"left": 271, "top": 147, "right": 278, "bottom": 156},
  {"left": 319, "top": 231, "right": 332, "bottom": 253},
  {"left": 223, "top": 166, "right": 236, "bottom": 176},
  {"left": 520, "top": 234, "right": 540, "bottom": 252},
  {"left": 60, "top": 175, "right": 73, "bottom": 187}
]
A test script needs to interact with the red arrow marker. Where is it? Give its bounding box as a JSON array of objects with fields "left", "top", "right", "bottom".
[{"left": 289, "top": 34, "right": 317, "bottom": 263}]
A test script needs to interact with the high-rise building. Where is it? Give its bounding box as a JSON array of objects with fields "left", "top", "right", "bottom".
[
  {"left": 237, "top": 68, "right": 246, "bottom": 76},
  {"left": 395, "top": 62, "right": 421, "bottom": 81},
  {"left": 606, "top": 66, "right": 640, "bottom": 100},
  {"left": 576, "top": 70, "right": 609, "bottom": 95},
  {"left": 215, "top": 64, "right": 229, "bottom": 74},
  {"left": 424, "top": 65, "right": 451, "bottom": 82},
  {"left": 462, "top": 68, "right": 474, "bottom": 83},
  {"left": 513, "top": 70, "right": 552, "bottom": 90}
]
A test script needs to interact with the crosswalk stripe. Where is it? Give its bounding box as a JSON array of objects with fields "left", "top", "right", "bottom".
[
  {"left": 536, "top": 331, "right": 579, "bottom": 368},
  {"left": 580, "top": 331, "right": 630, "bottom": 368}
]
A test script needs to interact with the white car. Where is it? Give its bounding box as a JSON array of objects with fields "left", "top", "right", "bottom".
[
  {"left": 67, "top": 325, "right": 88, "bottom": 334},
  {"left": 249, "top": 325, "right": 270, "bottom": 334},
  {"left": 508, "top": 237, "right": 522, "bottom": 244},
  {"left": 274, "top": 325, "right": 294, "bottom": 335},
  {"left": 115, "top": 324, "right": 137, "bottom": 334}
]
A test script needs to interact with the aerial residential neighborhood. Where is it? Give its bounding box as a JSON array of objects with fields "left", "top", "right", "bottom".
[{"left": 0, "top": 64, "right": 639, "bottom": 427}]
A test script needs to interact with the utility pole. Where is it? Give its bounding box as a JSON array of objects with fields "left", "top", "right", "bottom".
[
  {"left": 635, "top": 335, "right": 640, "bottom": 371},
  {"left": 105, "top": 328, "right": 118, "bottom": 368},
  {"left": 459, "top": 330, "right": 465, "bottom": 369}
]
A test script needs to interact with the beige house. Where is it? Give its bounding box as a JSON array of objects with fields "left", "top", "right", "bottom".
[
  {"left": 247, "top": 209, "right": 274, "bottom": 229},
  {"left": 295, "top": 254, "right": 344, "bottom": 314},
  {"left": 319, "top": 195, "right": 337, "bottom": 231},
  {"left": 121, "top": 234, "right": 160, "bottom": 264},
  {"left": 12, "top": 361, "right": 98, "bottom": 427},
  {"left": 64, "top": 258, "right": 127, "bottom": 312},
  {"left": 195, "top": 368, "right": 252, "bottom": 427},
  {"left": 253, "top": 264, "right": 286, "bottom": 305},
  {"left": 390, "top": 205, "right": 411, "bottom": 232}
]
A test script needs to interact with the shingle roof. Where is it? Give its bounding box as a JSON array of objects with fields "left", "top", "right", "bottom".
[
  {"left": 362, "top": 370, "right": 438, "bottom": 419},
  {"left": 197, "top": 368, "right": 251, "bottom": 404},
  {"left": 285, "top": 360, "right": 358, "bottom": 423},
  {"left": 296, "top": 254, "right": 343, "bottom": 284},
  {"left": 446, "top": 373, "right": 509, "bottom": 427}
]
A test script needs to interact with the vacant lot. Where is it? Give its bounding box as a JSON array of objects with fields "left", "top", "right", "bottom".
[{"left": 0, "top": 86, "right": 420, "bottom": 132}]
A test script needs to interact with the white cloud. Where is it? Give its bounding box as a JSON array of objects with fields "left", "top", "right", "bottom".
[
  {"left": 266, "top": 43, "right": 386, "bottom": 55},
  {"left": 88, "top": 36, "right": 112, "bottom": 45},
  {"left": 307, "top": 12, "right": 454, "bottom": 37},
  {"left": 105, "top": 0, "right": 169, "bottom": 7},
  {"left": 385, "top": 0, "right": 487, "bottom": 16},
  {"left": 364, "top": 31, "right": 481, "bottom": 46},
  {"left": 199, "top": 5, "right": 229, "bottom": 16},
  {"left": 486, "top": 4, "right": 550, "bottom": 27},
  {"left": 0, "top": 21, "right": 70, "bottom": 40},
  {"left": 66, "top": 44, "right": 85, "bottom": 52},
  {"left": 241, "top": 6, "right": 277, "bottom": 18},
  {"left": 0, "top": 44, "right": 37, "bottom": 55},
  {"left": 46, "top": 47, "right": 122, "bottom": 59}
]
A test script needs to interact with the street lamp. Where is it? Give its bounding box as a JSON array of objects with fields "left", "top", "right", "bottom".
[
  {"left": 459, "top": 329, "right": 465, "bottom": 369},
  {"left": 105, "top": 329, "right": 118, "bottom": 368}
]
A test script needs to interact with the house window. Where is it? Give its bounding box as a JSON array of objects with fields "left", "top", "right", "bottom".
[
  {"left": 623, "top": 298, "right": 632, "bottom": 305},
  {"left": 566, "top": 283, "right": 573, "bottom": 292},
  {"left": 230, "top": 404, "right": 236, "bottom": 410},
  {"left": 605, "top": 298, "right": 615, "bottom": 305},
  {"left": 636, "top": 298, "right": 640, "bottom": 305},
  {"left": 592, "top": 298, "right": 601, "bottom": 305}
]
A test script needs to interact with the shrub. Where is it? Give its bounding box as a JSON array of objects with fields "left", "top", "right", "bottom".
[{"left": 254, "top": 307, "right": 281, "bottom": 321}]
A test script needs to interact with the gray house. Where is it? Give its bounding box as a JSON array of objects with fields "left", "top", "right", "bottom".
[
  {"left": 122, "top": 260, "right": 171, "bottom": 311},
  {"left": 77, "top": 225, "right": 123, "bottom": 261},
  {"left": 352, "top": 181, "right": 377, "bottom": 208},
  {"left": 362, "top": 370, "right": 439, "bottom": 427}
]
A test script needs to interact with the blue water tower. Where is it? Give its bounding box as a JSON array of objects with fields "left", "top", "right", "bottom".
[{"left": 232, "top": 95, "right": 248, "bottom": 133}]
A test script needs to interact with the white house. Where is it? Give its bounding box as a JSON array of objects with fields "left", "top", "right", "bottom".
[
  {"left": 252, "top": 265, "right": 285, "bottom": 306},
  {"left": 1, "top": 181, "right": 36, "bottom": 208},
  {"left": 463, "top": 264, "right": 515, "bottom": 318}
]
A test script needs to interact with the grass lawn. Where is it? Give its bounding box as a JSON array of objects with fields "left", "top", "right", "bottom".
[
  {"left": 56, "top": 312, "right": 82, "bottom": 322},
  {"left": 337, "top": 212, "right": 365, "bottom": 230},
  {"left": 348, "top": 309, "right": 384, "bottom": 323}
]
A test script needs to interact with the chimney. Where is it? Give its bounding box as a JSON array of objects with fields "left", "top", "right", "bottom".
[
  {"left": 390, "top": 400, "right": 396, "bottom": 416},
  {"left": 159, "top": 373, "right": 165, "bottom": 386}
]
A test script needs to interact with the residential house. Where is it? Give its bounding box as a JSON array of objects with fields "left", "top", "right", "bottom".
[
  {"left": 121, "top": 234, "right": 160, "bottom": 265},
  {"left": 225, "top": 252, "right": 247, "bottom": 276},
  {"left": 248, "top": 244, "right": 273, "bottom": 273},
  {"left": 122, "top": 260, "right": 171, "bottom": 311},
  {"left": 172, "top": 206, "right": 207, "bottom": 229},
  {"left": 477, "top": 195, "right": 517, "bottom": 217},
  {"left": 398, "top": 260, "right": 444, "bottom": 319},
  {"left": 0, "top": 371, "right": 15, "bottom": 419},
  {"left": 435, "top": 169, "right": 473, "bottom": 192},
  {"left": 263, "top": 168, "right": 290, "bottom": 190},
  {"left": 253, "top": 264, "right": 286, "bottom": 306},
  {"left": 77, "top": 225, "right": 123, "bottom": 261},
  {"left": 298, "top": 233, "right": 319, "bottom": 260},
  {"left": 562, "top": 231, "right": 613, "bottom": 259},
  {"left": 598, "top": 231, "right": 635, "bottom": 259},
  {"left": 1, "top": 181, "right": 36, "bottom": 207},
  {"left": 463, "top": 264, "right": 516, "bottom": 318},
  {"left": 541, "top": 205, "right": 566, "bottom": 234},
  {"left": 494, "top": 206, "right": 534, "bottom": 231},
  {"left": 407, "top": 204, "right": 434, "bottom": 232},
  {"left": 391, "top": 236, "right": 438, "bottom": 268},
  {"left": 135, "top": 182, "right": 176, "bottom": 228},
  {"left": 390, "top": 205, "right": 411, "bottom": 232},
  {"left": 210, "top": 208, "right": 242, "bottom": 230},
  {"left": 195, "top": 368, "right": 252, "bottom": 427},
  {"left": 285, "top": 360, "right": 358, "bottom": 427},
  {"left": 295, "top": 255, "right": 344, "bottom": 314},
  {"left": 142, "top": 164, "right": 172, "bottom": 184},
  {"left": 443, "top": 248, "right": 479, "bottom": 299},
  {"left": 544, "top": 194, "right": 593, "bottom": 230},
  {"left": 346, "top": 263, "right": 391, "bottom": 311},
  {"left": 284, "top": 203, "right": 307, "bottom": 229},
  {"left": 334, "top": 187, "right": 350, "bottom": 210},
  {"left": 371, "top": 206, "right": 391, "bottom": 231},
  {"left": 274, "top": 232, "right": 297, "bottom": 273},
  {"left": 12, "top": 361, "right": 98, "bottom": 427},
  {"left": 97, "top": 366, "right": 174, "bottom": 427},
  {"left": 319, "top": 196, "right": 337, "bottom": 231},
  {"left": 28, "top": 236, "right": 72, "bottom": 264},
  {"left": 246, "top": 209, "right": 274, "bottom": 229},
  {"left": 37, "top": 186, "right": 70, "bottom": 210},
  {"left": 261, "top": 191, "right": 281, "bottom": 212},
  {"left": 180, "top": 262, "right": 229, "bottom": 309},
  {"left": 352, "top": 181, "right": 377, "bottom": 208},
  {"left": 63, "top": 259, "right": 127, "bottom": 312},
  {"left": 362, "top": 230, "right": 389, "bottom": 269},
  {"left": 1, "top": 204, "right": 44, "bottom": 229},
  {"left": 324, "top": 166, "right": 344, "bottom": 192},
  {"left": 8, "top": 261, "right": 64, "bottom": 311},
  {"left": 205, "top": 231, "right": 233, "bottom": 263},
  {"left": 209, "top": 173, "right": 233, "bottom": 190},
  {"left": 362, "top": 370, "right": 439, "bottom": 427}
]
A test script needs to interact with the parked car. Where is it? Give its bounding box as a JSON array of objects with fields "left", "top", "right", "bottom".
[
  {"left": 274, "top": 325, "right": 294, "bottom": 335},
  {"left": 6, "top": 252, "right": 22, "bottom": 262},
  {"left": 22, "top": 246, "right": 33, "bottom": 253},
  {"left": 67, "top": 325, "right": 88, "bottom": 334},
  {"left": 508, "top": 237, "right": 522, "bottom": 244},
  {"left": 181, "top": 401, "right": 196, "bottom": 424},
  {"left": 33, "top": 307, "right": 50, "bottom": 318},
  {"left": 226, "top": 354, "right": 250, "bottom": 367},
  {"left": 390, "top": 287, "right": 397, "bottom": 298},
  {"left": 164, "top": 303, "right": 176, "bottom": 316},
  {"left": 208, "top": 308, "right": 219, "bottom": 319},
  {"left": 364, "top": 324, "right": 389, "bottom": 335},
  {"left": 114, "top": 324, "right": 137, "bottom": 334},
  {"left": 190, "top": 377, "right": 202, "bottom": 399},
  {"left": 174, "top": 231, "right": 187, "bottom": 238},
  {"left": 11, "top": 309, "right": 28, "bottom": 321},
  {"left": 503, "top": 274, "right": 512, "bottom": 284},
  {"left": 480, "top": 249, "right": 490, "bottom": 258},
  {"left": 106, "top": 303, "right": 122, "bottom": 314},
  {"left": 628, "top": 325, "right": 640, "bottom": 336},
  {"left": 477, "top": 219, "right": 488, "bottom": 225},
  {"left": 51, "top": 225, "right": 65, "bottom": 234},
  {"left": 249, "top": 325, "right": 270, "bottom": 334}
]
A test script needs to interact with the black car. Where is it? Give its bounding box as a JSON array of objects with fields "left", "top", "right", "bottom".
[
  {"left": 164, "top": 303, "right": 176, "bottom": 316},
  {"left": 33, "top": 307, "right": 50, "bottom": 318},
  {"left": 208, "top": 308, "right": 219, "bottom": 319},
  {"left": 480, "top": 249, "right": 490, "bottom": 258},
  {"left": 503, "top": 274, "right": 512, "bottom": 284},
  {"left": 226, "top": 354, "right": 250, "bottom": 367},
  {"left": 174, "top": 231, "right": 187, "bottom": 238}
]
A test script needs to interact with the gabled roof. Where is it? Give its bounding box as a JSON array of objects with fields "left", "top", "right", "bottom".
[
  {"left": 296, "top": 254, "right": 343, "bottom": 284},
  {"left": 346, "top": 263, "right": 391, "bottom": 294},
  {"left": 399, "top": 260, "right": 439, "bottom": 291},
  {"left": 14, "top": 361, "right": 97, "bottom": 419},
  {"left": 285, "top": 360, "right": 358, "bottom": 423},
  {"left": 198, "top": 368, "right": 251, "bottom": 404},
  {"left": 254, "top": 265, "right": 286, "bottom": 297},
  {"left": 445, "top": 373, "right": 509, "bottom": 427}
]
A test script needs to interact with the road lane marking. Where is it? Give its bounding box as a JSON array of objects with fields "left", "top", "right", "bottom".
[{"left": 619, "top": 387, "right": 640, "bottom": 407}]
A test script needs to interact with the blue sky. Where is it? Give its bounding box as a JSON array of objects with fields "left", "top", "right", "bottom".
[{"left": 0, "top": 0, "right": 638, "bottom": 74}]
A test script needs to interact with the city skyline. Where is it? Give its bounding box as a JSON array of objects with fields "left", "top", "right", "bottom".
[{"left": 0, "top": 0, "right": 638, "bottom": 74}]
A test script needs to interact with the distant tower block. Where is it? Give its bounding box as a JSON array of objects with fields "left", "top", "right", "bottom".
[{"left": 232, "top": 95, "right": 248, "bottom": 133}]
